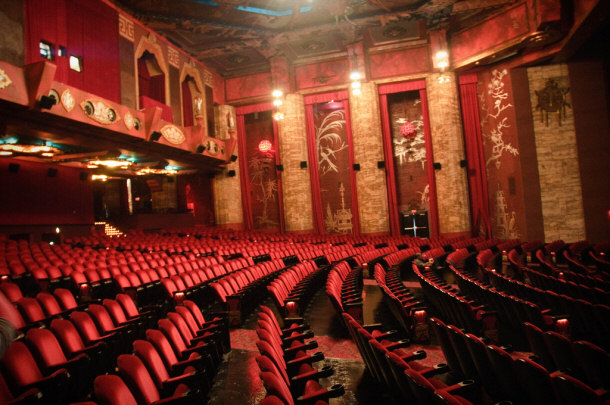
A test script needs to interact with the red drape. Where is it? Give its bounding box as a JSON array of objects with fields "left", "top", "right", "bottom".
[
  {"left": 236, "top": 102, "right": 283, "bottom": 232},
  {"left": 342, "top": 99, "right": 360, "bottom": 235},
  {"left": 459, "top": 74, "right": 491, "bottom": 237},
  {"left": 419, "top": 88, "right": 440, "bottom": 238},
  {"left": 378, "top": 80, "right": 439, "bottom": 237},
  {"left": 182, "top": 81, "right": 193, "bottom": 127},
  {"left": 379, "top": 93, "right": 400, "bottom": 236},
  {"left": 236, "top": 113, "right": 254, "bottom": 230},
  {"left": 305, "top": 103, "right": 325, "bottom": 234}
]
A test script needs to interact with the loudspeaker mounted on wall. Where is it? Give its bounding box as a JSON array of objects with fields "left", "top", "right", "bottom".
[
  {"left": 79, "top": 172, "right": 89, "bottom": 181},
  {"left": 300, "top": 161, "right": 307, "bottom": 169},
  {"left": 196, "top": 144, "right": 206, "bottom": 154},
  {"left": 377, "top": 161, "right": 386, "bottom": 169},
  {"left": 150, "top": 131, "right": 162, "bottom": 142},
  {"left": 433, "top": 162, "right": 442, "bottom": 170},
  {"left": 38, "top": 95, "right": 57, "bottom": 110},
  {"left": 47, "top": 168, "right": 58, "bottom": 178},
  {"left": 459, "top": 159, "right": 467, "bottom": 168},
  {"left": 167, "top": 176, "right": 174, "bottom": 183},
  {"left": 353, "top": 163, "right": 360, "bottom": 171},
  {"left": 227, "top": 170, "right": 236, "bottom": 177},
  {"left": 230, "top": 155, "right": 238, "bottom": 162},
  {"left": 276, "top": 164, "right": 284, "bottom": 172},
  {"left": 8, "top": 163, "right": 19, "bottom": 173}
]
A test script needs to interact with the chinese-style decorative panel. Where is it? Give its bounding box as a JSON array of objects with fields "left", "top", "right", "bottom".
[
  {"left": 311, "top": 101, "right": 354, "bottom": 234},
  {"left": 244, "top": 110, "right": 281, "bottom": 231},
  {"left": 387, "top": 91, "right": 431, "bottom": 214},
  {"left": 477, "top": 66, "right": 526, "bottom": 239}
]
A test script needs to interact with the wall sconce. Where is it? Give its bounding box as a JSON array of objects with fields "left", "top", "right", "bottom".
[
  {"left": 272, "top": 90, "right": 284, "bottom": 120},
  {"left": 434, "top": 50, "right": 451, "bottom": 84},
  {"left": 350, "top": 71, "right": 361, "bottom": 96}
]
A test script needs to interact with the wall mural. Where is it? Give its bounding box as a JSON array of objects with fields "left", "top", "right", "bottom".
[
  {"left": 245, "top": 111, "right": 281, "bottom": 230},
  {"left": 482, "top": 69, "right": 519, "bottom": 169},
  {"left": 388, "top": 91, "right": 430, "bottom": 214},
  {"left": 478, "top": 66, "right": 525, "bottom": 240},
  {"left": 314, "top": 102, "right": 353, "bottom": 234}
]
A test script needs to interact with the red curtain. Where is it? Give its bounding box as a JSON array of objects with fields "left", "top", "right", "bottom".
[
  {"left": 419, "top": 88, "right": 440, "bottom": 238},
  {"left": 236, "top": 113, "right": 254, "bottom": 230},
  {"left": 182, "top": 80, "right": 193, "bottom": 127},
  {"left": 305, "top": 93, "right": 357, "bottom": 235},
  {"left": 459, "top": 74, "right": 491, "bottom": 237},
  {"left": 305, "top": 103, "right": 325, "bottom": 233},
  {"left": 236, "top": 103, "right": 283, "bottom": 232},
  {"left": 379, "top": 80, "right": 439, "bottom": 237}
]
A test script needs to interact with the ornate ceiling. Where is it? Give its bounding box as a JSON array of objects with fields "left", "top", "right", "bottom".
[{"left": 111, "top": 0, "right": 516, "bottom": 76}]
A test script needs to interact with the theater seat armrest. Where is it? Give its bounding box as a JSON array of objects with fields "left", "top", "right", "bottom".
[
  {"left": 397, "top": 349, "right": 426, "bottom": 362},
  {"left": 287, "top": 352, "right": 325, "bottom": 368},
  {"left": 420, "top": 363, "right": 450, "bottom": 377},
  {"left": 296, "top": 384, "right": 345, "bottom": 405}
]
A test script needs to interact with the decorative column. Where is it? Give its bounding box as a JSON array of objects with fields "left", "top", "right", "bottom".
[
  {"left": 276, "top": 93, "right": 315, "bottom": 232},
  {"left": 425, "top": 73, "right": 471, "bottom": 236},
  {"left": 349, "top": 81, "right": 390, "bottom": 234},
  {"left": 526, "top": 64, "right": 585, "bottom": 241},
  {"left": 213, "top": 104, "right": 243, "bottom": 229}
]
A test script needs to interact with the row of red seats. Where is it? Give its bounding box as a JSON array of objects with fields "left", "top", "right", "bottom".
[
  {"left": 326, "top": 260, "right": 363, "bottom": 322},
  {"left": 343, "top": 312, "right": 477, "bottom": 404},
  {"left": 431, "top": 316, "right": 609, "bottom": 404},
  {"left": 255, "top": 305, "right": 345, "bottom": 405}
]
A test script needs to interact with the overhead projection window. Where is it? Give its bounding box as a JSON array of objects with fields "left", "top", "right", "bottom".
[
  {"left": 39, "top": 41, "right": 53, "bottom": 60},
  {"left": 69, "top": 55, "right": 83, "bottom": 72}
]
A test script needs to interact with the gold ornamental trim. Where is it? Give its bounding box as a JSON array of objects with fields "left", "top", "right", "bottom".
[
  {"left": 61, "top": 89, "right": 75, "bottom": 112},
  {"left": 80, "top": 99, "right": 121, "bottom": 125},
  {"left": 0, "top": 68, "right": 12, "bottom": 89},
  {"left": 160, "top": 124, "right": 186, "bottom": 145}
]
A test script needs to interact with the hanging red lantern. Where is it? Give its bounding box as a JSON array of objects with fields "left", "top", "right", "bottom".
[
  {"left": 258, "top": 139, "right": 273, "bottom": 153},
  {"left": 400, "top": 122, "right": 415, "bottom": 138}
]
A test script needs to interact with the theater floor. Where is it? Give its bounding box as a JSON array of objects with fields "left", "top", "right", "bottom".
[{"left": 205, "top": 273, "right": 447, "bottom": 405}]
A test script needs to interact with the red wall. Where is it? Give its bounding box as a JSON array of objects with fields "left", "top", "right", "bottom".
[
  {"left": 0, "top": 158, "right": 93, "bottom": 225},
  {"left": 25, "top": 0, "right": 120, "bottom": 103}
]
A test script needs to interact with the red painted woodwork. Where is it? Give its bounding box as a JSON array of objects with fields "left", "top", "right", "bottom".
[
  {"left": 295, "top": 59, "right": 350, "bottom": 91},
  {"left": 368, "top": 46, "right": 430, "bottom": 80},
  {"left": 25, "top": 0, "right": 120, "bottom": 103},
  {"left": 450, "top": 2, "right": 530, "bottom": 67},
  {"left": 225, "top": 72, "right": 272, "bottom": 102}
]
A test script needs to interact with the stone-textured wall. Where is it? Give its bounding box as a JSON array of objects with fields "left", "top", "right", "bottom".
[
  {"left": 151, "top": 178, "right": 177, "bottom": 211},
  {"left": 526, "top": 64, "right": 585, "bottom": 242},
  {"left": 213, "top": 104, "right": 243, "bottom": 227},
  {"left": 277, "top": 94, "right": 315, "bottom": 232},
  {"left": 349, "top": 82, "right": 390, "bottom": 234},
  {"left": 0, "top": 1, "right": 25, "bottom": 67},
  {"left": 425, "top": 73, "right": 471, "bottom": 235}
]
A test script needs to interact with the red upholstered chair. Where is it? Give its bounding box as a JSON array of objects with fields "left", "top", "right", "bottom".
[
  {"left": 0, "top": 372, "right": 42, "bottom": 404},
  {"left": 15, "top": 297, "right": 47, "bottom": 326},
  {"left": 24, "top": 328, "right": 91, "bottom": 400},
  {"left": 69, "top": 310, "right": 122, "bottom": 355},
  {"left": 52, "top": 288, "right": 83, "bottom": 312},
  {"left": 551, "top": 372, "right": 610, "bottom": 405},
  {"left": 93, "top": 374, "right": 138, "bottom": 405},
  {"left": 35, "top": 292, "right": 66, "bottom": 318},
  {"left": 132, "top": 340, "right": 210, "bottom": 396},
  {"left": 145, "top": 329, "right": 209, "bottom": 377},
  {"left": 0, "top": 282, "right": 23, "bottom": 303},
  {"left": 117, "top": 354, "right": 202, "bottom": 404},
  {"left": 50, "top": 318, "right": 112, "bottom": 374},
  {"left": 157, "top": 319, "right": 216, "bottom": 370},
  {"left": 0, "top": 341, "right": 70, "bottom": 404},
  {"left": 514, "top": 358, "right": 561, "bottom": 404}
]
